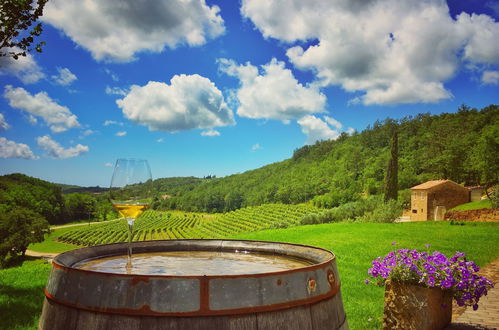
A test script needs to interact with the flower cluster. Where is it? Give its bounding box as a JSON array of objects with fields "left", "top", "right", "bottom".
[{"left": 366, "top": 247, "right": 494, "bottom": 310}]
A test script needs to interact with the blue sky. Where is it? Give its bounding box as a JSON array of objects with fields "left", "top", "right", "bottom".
[{"left": 0, "top": 0, "right": 498, "bottom": 187}]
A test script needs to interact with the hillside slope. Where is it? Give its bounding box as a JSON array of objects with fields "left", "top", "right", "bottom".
[{"left": 155, "top": 104, "right": 498, "bottom": 212}]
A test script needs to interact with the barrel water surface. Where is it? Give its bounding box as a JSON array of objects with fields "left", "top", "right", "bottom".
[{"left": 39, "top": 239, "right": 348, "bottom": 329}]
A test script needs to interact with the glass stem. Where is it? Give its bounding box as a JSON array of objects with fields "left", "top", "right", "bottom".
[{"left": 126, "top": 218, "right": 135, "bottom": 269}]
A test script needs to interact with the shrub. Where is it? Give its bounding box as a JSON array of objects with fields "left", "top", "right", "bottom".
[
  {"left": 357, "top": 199, "right": 403, "bottom": 223},
  {"left": 490, "top": 186, "right": 499, "bottom": 208}
]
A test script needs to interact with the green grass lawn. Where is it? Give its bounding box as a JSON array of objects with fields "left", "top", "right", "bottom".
[
  {"left": 2, "top": 221, "right": 498, "bottom": 329},
  {"left": 450, "top": 199, "right": 492, "bottom": 211},
  {"left": 28, "top": 226, "right": 82, "bottom": 253},
  {"left": 232, "top": 221, "right": 499, "bottom": 329},
  {"left": 0, "top": 259, "right": 51, "bottom": 330}
]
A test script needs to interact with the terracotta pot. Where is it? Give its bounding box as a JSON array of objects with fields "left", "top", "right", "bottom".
[{"left": 383, "top": 279, "right": 452, "bottom": 330}]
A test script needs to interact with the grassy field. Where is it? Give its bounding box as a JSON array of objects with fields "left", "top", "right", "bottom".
[
  {"left": 0, "top": 259, "right": 51, "bottom": 330},
  {"left": 3, "top": 221, "right": 499, "bottom": 329},
  {"left": 232, "top": 221, "right": 499, "bottom": 329},
  {"left": 28, "top": 226, "right": 82, "bottom": 253},
  {"left": 450, "top": 199, "right": 492, "bottom": 211}
]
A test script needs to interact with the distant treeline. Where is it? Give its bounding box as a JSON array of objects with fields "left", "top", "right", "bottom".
[
  {"left": 56, "top": 184, "right": 109, "bottom": 194},
  {"left": 152, "top": 104, "right": 498, "bottom": 212},
  {"left": 0, "top": 173, "right": 115, "bottom": 225}
]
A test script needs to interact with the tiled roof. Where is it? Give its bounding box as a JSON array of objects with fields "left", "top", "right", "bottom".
[{"left": 410, "top": 180, "right": 452, "bottom": 190}]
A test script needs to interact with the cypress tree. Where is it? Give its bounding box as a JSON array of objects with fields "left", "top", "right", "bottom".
[{"left": 384, "top": 129, "right": 398, "bottom": 202}]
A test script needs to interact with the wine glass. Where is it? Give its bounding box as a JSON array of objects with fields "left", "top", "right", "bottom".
[{"left": 109, "top": 158, "right": 153, "bottom": 270}]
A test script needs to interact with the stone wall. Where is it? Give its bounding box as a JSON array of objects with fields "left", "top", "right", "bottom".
[
  {"left": 429, "top": 181, "right": 469, "bottom": 210},
  {"left": 445, "top": 208, "right": 499, "bottom": 222}
]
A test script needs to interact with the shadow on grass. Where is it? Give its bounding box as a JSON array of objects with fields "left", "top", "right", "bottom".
[
  {"left": 0, "top": 284, "right": 45, "bottom": 329},
  {"left": 0, "top": 257, "right": 49, "bottom": 330}
]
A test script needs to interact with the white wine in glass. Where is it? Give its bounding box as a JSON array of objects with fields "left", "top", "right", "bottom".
[{"left": 109, "top": 158, "right": 153, "bottom": 270}]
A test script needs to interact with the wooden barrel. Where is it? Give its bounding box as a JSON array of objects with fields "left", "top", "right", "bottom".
[{"left": 39, "top": 239, "right": 348, "bottom": 329}]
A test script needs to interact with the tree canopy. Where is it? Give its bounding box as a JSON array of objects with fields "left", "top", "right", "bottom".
[
  {"left": 0, "top": 207, "right": 49, "bottom": 266},
  {"left": 0, "top": 0, "right": 47, "bottom": 59}
]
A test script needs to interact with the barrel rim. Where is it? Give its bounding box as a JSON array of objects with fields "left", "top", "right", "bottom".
[
  {"left": 45, "top": 239, "right": 343, "bottom": 317},
  {"left": 52, "top": 239, "right": 336, "bottom": 279}
]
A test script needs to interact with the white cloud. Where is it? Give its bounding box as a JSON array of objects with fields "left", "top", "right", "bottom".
[
  {"left": 0, "top": 113, "right": 10, "bottom": 130},
  {"left": 104, "top": 162, "right": 113, "bottom": 167},
  {"left": 36, "top": 135, "right": 89, "bottom": 159},
  {"left": 346, "top": 127, "right": 356, "bottom": 135},
  {"left": 251, "top": 143, "right": 262, "bottom": 151},
  {"left": 156, "top": 138, "right": 165, "bottom": 143},
  {"left": 80, "top": 129, "right": 95, "bottom": 138},
  {"left": 325, "top": 116, "right": 342, "bottom": 130},
  {"left": 482, "top": 70, "right": 499, "bottom": 85},
  {"left": 105, "top": 86, "right": 128, "bottom": 96},
  {"left": 27, "top": 114, "right": 38, "bottom": 125},
  {"left": 4, "top": 85, "right": 80, "bottom": 132},
  {"left": 42, "top": 0, "right": 225, "bottom": 62},
  {"left": 0, "top": 49, "right": 45, "bottom": 84},
  {"left": 201, "top": 129, "right": 220, "bottom": 136},
  {"left": 104, "top": 68, "right": 119, "bottom": 82},
  {"left": 0, "top": 137, "right": 38, "bottom": 159},
  {"left": 103, "top": 120, "right": 124, "bottom": 126},
  {"left": 218, "top": 58, "right": 326, "bottom": 121},
  {"left": 52, "top": 67, "right": 77, "bottom": 86},
  {"left": 242, "top": 0, "right": 499, "bottom": 105},
  {"left": 115, "top": 131, "right": 127, "bottom": 136},
  {"left": 116, "top": 74, "right": 235, "bottom": 132},
  {"left": 297, "top": 115, "right": 342, "bottom": 145}
]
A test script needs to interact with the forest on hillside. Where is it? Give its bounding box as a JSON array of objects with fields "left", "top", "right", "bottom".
[
  {"left": 0, "top": 174, "right": 114, "bottom": 225},
  {"left": 154, "top": 104, "right": 498, "bottom": 212}
]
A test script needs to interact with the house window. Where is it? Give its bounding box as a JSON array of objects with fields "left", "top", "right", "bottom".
[
  {"left": 412, "top": 209, "right": 417, "bottom": 213},
  {"left": 421, "top": 192, "right": 425, "bottom": 200}
]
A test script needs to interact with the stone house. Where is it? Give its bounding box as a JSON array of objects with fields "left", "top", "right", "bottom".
[
  {"left": 410, "top": 180, "right": 470, "bottom": 221},
  {"left": 468, "top": 186, "right": 483, "bottom": 202}
]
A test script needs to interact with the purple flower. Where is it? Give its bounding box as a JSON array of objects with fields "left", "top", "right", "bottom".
[
  {"left": 391, "top": 242, "right": 397, "bottom": 245},
  {"left": 365, "top": 247, "right": 493, "bottom": 311},
  {"left": 424, "top": 262, "right": 436, "bottom": 274}
]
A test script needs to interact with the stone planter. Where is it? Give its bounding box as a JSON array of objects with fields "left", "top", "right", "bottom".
[{"left": 383, "top": 279, "right": 452, "bottom": 330}]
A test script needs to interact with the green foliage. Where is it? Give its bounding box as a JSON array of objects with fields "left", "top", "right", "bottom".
[
  {"left": 356, "top": 199, "right": 403, "bottom": 223},
  {"left": 397, "top": 189, "right": 412, "bottom": 209},
  {"left": 383, "top": 130, "right": 398, "bottom": 202},
  {"left": 302, "top": 195, "right": 389, "bottom": 224},
  {"left": 0, "top": 0, "right": 48, "bottom": 59},
  {"left": 152, "top": 105, "right": 498, "bottom": 213},
  {"left": 489, "top": 188, "right": 499, "bottom": 209},
  {"left": 0, "top": 207, "right": 49, "bottom": 267},
  {"left": 302, "top": 194, "right": 405, "bottom": 224},
  {"left": 0, "top": 173, "right": 65, "bottom": 224},
  {"left": 64, "top": 193, "right": 96, "bottom": 221}
]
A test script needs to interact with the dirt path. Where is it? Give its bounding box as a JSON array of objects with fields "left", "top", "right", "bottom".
[
  {"left": 25, "top": 250, "right": 58, "bottom": 259},
  {"left": 25, "top": 219, "right": 121, "bottom": 260},
  {"left": 451, "top": 257, "right": 499, "bottom": 321},
  {"left": 50, "top": 218, "right": 120, "bottom": 230}
]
